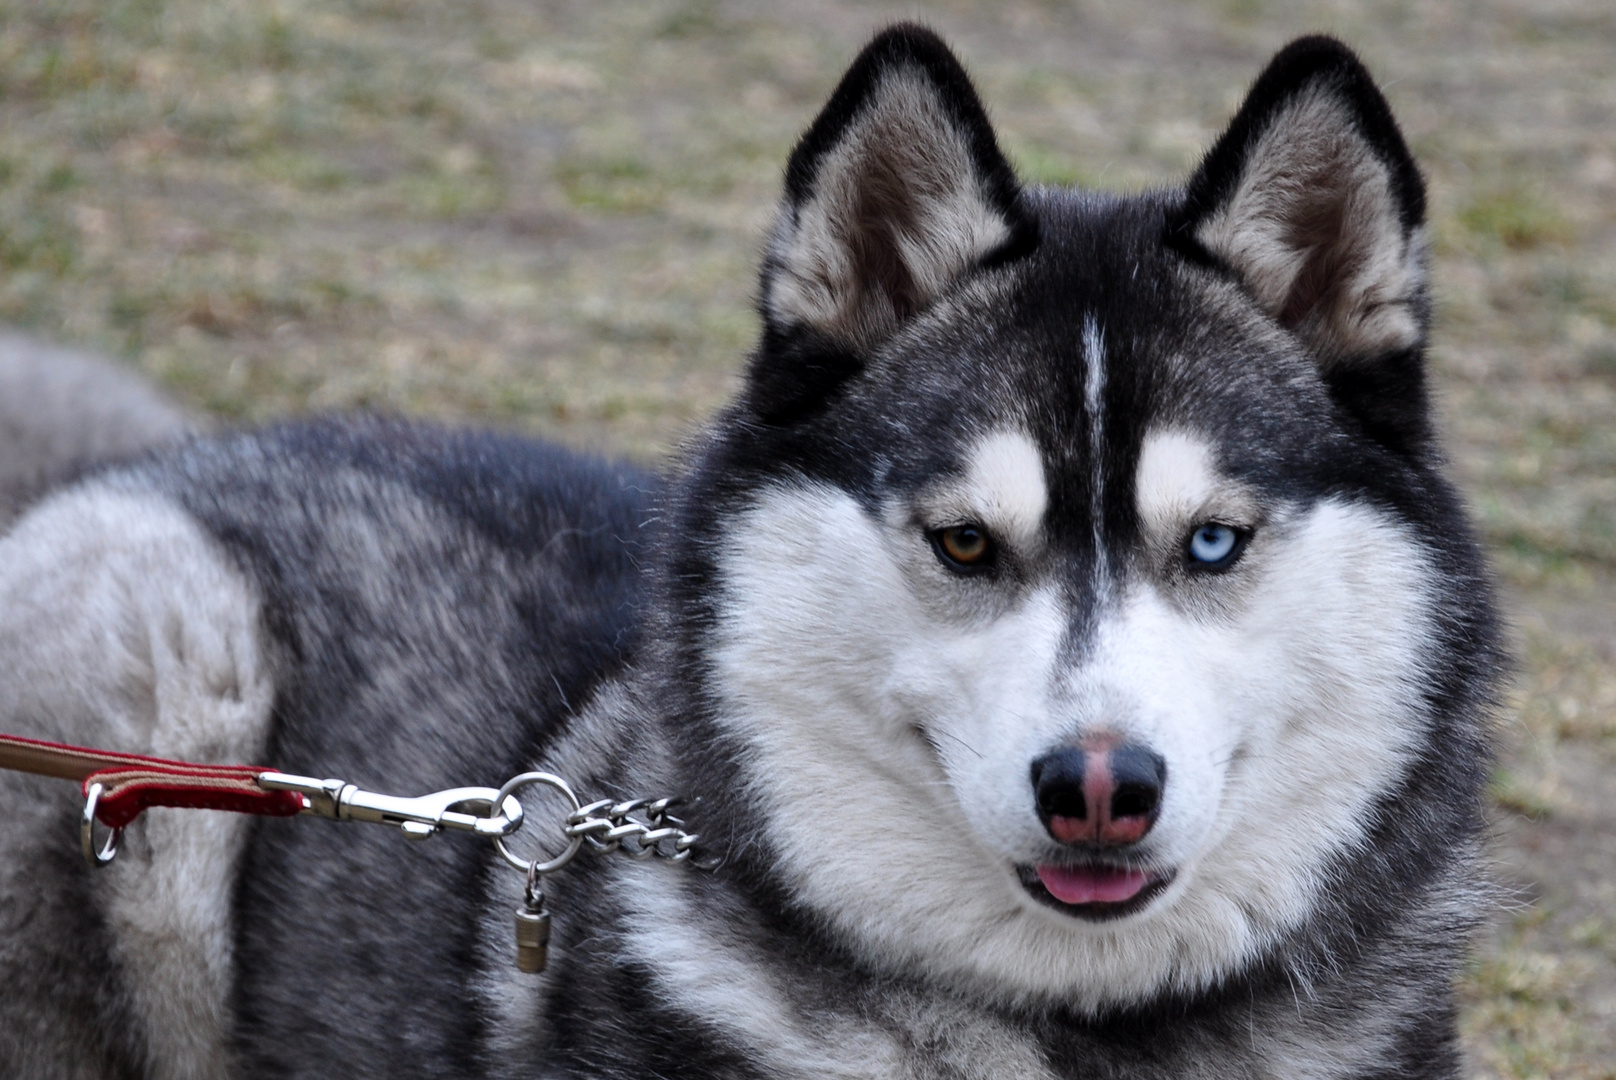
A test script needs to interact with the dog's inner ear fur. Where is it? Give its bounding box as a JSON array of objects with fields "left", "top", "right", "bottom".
[
  {"left": 765, "top": 50, "right": 1021, "bottom": 352},
  {"left": 1183, "top": 56, "right": 1427, "bottom": 366}
]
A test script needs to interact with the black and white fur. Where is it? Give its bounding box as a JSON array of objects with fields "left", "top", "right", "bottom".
[{"left": 0, "top": 28, "right": 1499, "bottom": 1079}]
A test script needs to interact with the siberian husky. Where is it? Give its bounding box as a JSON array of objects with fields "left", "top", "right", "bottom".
[{"left": 0, "top": 26, "right": 1501, "bottom": 1079}]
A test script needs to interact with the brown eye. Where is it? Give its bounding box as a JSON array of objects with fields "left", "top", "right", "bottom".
[{"left": 931, "top": 525, "right": 995, "bottom": 572}]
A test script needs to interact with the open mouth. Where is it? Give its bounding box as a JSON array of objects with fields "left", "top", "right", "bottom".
[{"left": 1017, "top": 862, "right": 1174, "bottom": 921}]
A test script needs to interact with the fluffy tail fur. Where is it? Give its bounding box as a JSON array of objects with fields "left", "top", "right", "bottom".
[{"left": 0, "top": 329, "right": 193, "bottom": 529}]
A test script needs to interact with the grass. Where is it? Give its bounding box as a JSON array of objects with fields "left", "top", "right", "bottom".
[
  {"left": 1459, "top": 188, "right": 1576, "bottom": 254},
  {"left": 3, "top": 0, "right": 1615, "bottom": 1073}
]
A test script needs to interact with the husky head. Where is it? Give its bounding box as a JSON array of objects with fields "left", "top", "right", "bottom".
[{"left": 660, "top": 27, "right": 1496, "bottom": 1011}]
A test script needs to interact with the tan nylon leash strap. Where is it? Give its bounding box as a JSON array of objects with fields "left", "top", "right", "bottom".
[{"left": 0, "top": 733, "right": 158, "bottom": 782}]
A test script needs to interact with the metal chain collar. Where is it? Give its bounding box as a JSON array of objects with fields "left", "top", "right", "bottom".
[
  {"left": 488, "top": 772, "right": 700, "bottom": 877},
  {"left": 569, "top": 797, "right": 700, "bottom": 860},
  {"left": 486, "top": 773, "right": 706, "bottom": 975}
]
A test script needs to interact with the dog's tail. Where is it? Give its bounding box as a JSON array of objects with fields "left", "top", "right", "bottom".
[{"left": 0, "top": 329, "right": 193, "bottom": 530}]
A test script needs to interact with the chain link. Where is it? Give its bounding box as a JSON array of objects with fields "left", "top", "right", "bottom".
[{"left": 564, "top": 797, "right": 699, "bottom": 861}]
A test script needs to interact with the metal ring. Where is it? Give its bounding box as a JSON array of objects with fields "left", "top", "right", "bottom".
[
  {"left": 81, "top": 783, "right": 123, "bottom": 870},
  {"left": 490, "top": 772, "right": 585, "bottom": 874}
]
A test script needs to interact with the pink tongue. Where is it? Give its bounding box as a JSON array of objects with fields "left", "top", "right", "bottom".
[{"left": 1037, "top": 864, "right": 1149, "bottom": 905}]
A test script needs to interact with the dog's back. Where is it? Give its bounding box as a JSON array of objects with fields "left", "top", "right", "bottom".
[{"left": 0, "top": 414, "right": 654, "bottom": 1077}]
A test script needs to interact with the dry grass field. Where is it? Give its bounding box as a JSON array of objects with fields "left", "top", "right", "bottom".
[{"left": 1, "top": 1, "right": 1613, "bottom": 1075}]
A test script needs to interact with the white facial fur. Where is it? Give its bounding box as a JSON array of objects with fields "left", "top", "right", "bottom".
[
  {"left": 709, "top": 427, "right": 1439, "bottom": 1010},
  {"left": 950, "top": 428, "right": 1048, "bottom": 545}
]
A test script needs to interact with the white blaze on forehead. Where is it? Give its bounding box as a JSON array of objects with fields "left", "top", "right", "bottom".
[
  {"left": 1135, "top": 429, "right": 1221, "bottom": 532},
  {"left": 1083, "top": 318, "right": 1109, "bottom": 600},
  {"left": 958, "top": 429, "right": 1047, "bottom": 543}
]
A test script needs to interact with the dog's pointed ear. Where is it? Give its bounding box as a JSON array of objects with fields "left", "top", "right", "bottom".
[
  {"left": 751, "top": 25, "right": 1034, "bottom": 421},
  {"left": 1170, "top": 37, "right": 1427, "bottom": 368}
]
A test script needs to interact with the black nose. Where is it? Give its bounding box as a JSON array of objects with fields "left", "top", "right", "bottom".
[
  {"left": 1031, "top": 747, "right": 1089, "bottom": 819},
  {"left": 1110, "top": 745, "right": 1167, "bottom": 820},
  {"left": 1030, "top": 742, "right": 1166, "bottom": 847}
]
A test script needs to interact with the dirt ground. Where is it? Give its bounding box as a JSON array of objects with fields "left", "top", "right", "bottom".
[{"left": 1, "top": 1, "right": 1613, "bottom": 1075}]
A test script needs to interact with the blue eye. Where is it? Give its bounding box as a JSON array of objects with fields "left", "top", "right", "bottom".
[{"left": 1188, "top": 524, "right": 1242, "bottom": 568}]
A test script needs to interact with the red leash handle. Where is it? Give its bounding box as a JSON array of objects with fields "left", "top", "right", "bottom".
[{"left": 0, "top": 733, "right": 303, "bottom": 828}]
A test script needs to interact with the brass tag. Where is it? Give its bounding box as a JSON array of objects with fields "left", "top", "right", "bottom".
[{"left": 514, "top": 901, "right": 551, "bottom": 973}]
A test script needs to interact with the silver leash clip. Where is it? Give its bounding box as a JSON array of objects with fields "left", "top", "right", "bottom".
[{"left": 257, "top": 772, "right": 525, "bottom": 841}]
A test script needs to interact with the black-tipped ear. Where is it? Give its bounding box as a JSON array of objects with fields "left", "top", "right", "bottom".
[
  {"left": 749, "top": 24, "right": 1033, "bottom": 423},
  {"left": 1169, "top": 37, "right": 1428, "bottom": 368}
]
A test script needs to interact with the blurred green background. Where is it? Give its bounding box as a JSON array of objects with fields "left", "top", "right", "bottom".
[{"left": 1, "top": 1, "right": 1613, "bottom": 1075}]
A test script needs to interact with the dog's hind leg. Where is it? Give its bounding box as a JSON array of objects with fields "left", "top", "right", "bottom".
[{"left": 0, "top": 482, "right": 276, "bottom": 1080}]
